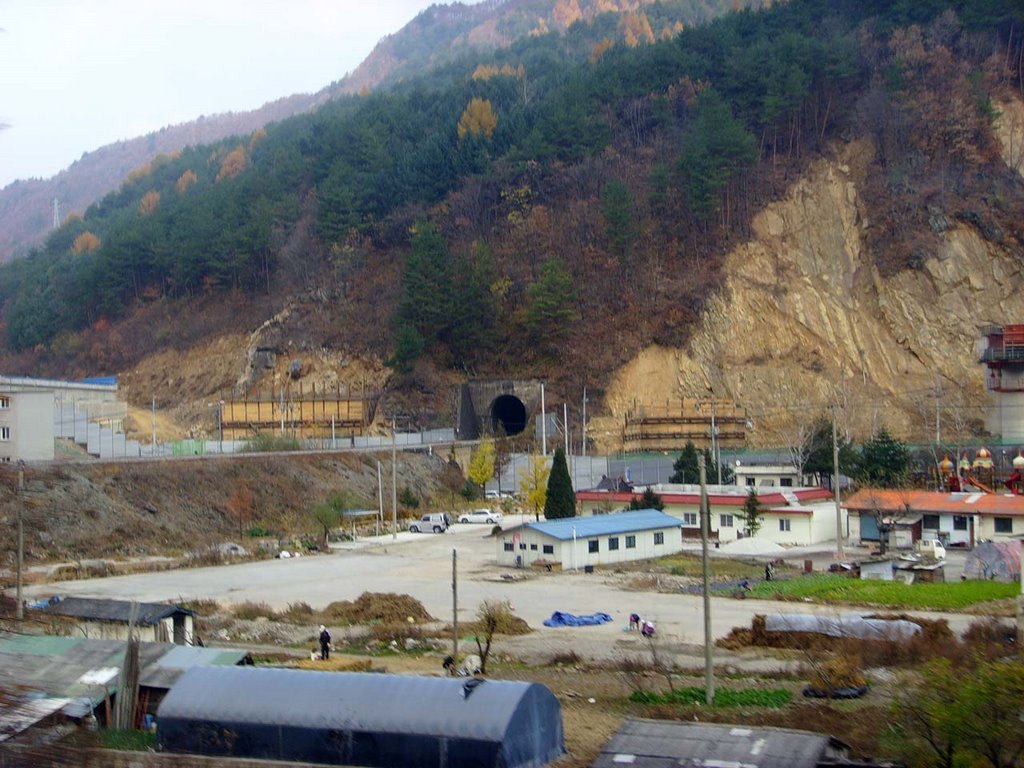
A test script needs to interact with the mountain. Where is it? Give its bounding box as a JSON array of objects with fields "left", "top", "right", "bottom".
[
  {"left": 0, "top": 0, "right": 750, "bottom": 263},
  {"left": 0, "top": 0, "right": 1022, "bottom": 451}
]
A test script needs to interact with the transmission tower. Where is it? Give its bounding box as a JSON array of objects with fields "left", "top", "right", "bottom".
[{"left": 52, "top": 197, "right": 60, "bottom": 229}]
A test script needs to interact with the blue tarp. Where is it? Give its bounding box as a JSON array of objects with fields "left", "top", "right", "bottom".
[{"left": 543, "top": 611, "right": 613, "bottom": 627}]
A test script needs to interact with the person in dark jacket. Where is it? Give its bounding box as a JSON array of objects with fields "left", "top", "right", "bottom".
[{"left": 318, "top": 625, "right": 331, "bottom": 660}]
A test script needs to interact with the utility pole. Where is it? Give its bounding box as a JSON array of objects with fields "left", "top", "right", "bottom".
[
  {"left": 391, "top": 420, "right": 398, "bottom": 540},
  {"left": 831, "top": 405, "right": 845, "bottom": 561},
  {"left": 698, "top": 453, "right": 714, "bottom": 705},
  {"left": 934, "top": 377, "right": 942, "bottom": 446},
  {"left": 582, "top": 387, "right": 588, "bottom": 458},
  {"left": 540, "top": 383, "right": 547, "bottom": 457},
  {"left": 151, "top": 396, "right": 156, "bottom": 456},
  {"left": 15, "top": 462, "right": 25, "bottom": 621},
  {"left": 452, "top": 549, "right": 459, "bottom": 663},
  {"left": 377, "top": 460, "right": 384, "bottom": 535},
  {"left": 563, "top": 403, "right": 569, "bottom": 456},
  {"left": 711, "top": 399, "right": 722, "bottom": 485}
]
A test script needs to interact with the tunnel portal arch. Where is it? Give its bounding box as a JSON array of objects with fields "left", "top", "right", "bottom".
[{"left": 490, "top": 394, "right": 527, "bottom": 436}]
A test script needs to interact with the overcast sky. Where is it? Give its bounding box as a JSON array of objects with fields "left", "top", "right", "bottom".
[{"left": 0, "top": 1, "right": 464, "bottom": 189}]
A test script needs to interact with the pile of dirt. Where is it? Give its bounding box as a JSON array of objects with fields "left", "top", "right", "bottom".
[{"left": 322, "top": 592, "right": 435, "bottom": 624}]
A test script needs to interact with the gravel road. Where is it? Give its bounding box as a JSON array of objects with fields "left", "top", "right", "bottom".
[{"left": 21, "top": 520, "right": 980, "bottom": 655}]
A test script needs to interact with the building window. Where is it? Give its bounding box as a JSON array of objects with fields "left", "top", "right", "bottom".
[
  {"left": 543, "top": 544, "right": 554, "bottom": 555},
  {"left": 654, "top": 532, "right": 665, "bottom": 545},
  {"left": 0, "top": 397, "right": 9, "bottom": 409},
  {"left": 745, "top": 477, "right": 755, "bottom": 486},
  {"left": 0, "top": 427, "right": 10, "bottom": 441},
  {"left": 530, "top": 543, "right": 538, "bottom": 551},
  {"left": 922, "top": 514, "right": 940, "bottom": 530},
  {"left": 995, "top": 517, "right": 1013, "bottom": 534},
  {"left": 779, "top": 519, "right": 791, "bottom": 532},
  {"left": 682, "top": 512, "right": 697, "bottom": 526},
  {"left": 588, "top": 540, "right": 599, "bottom": 553},
  {"left": 780, "top": 478, "right": 793, "bottom": 487},
  {"left": 608, "top": 537, "right": 619, "bottom": 551},
  {"left": 519, "top": 543, "right": 527, "bottom": 550},
  {"left": 953, "top": 516, "right": 968, "bottom": 531},
  {"left": 720, "top": 514, "right": 734, "bottom": 528},
  {"left": 503, "top": 542, "right": 514, "bottom": 552},
  {"left": 625, "top": 535, "right": 636, "bottom": 549}
]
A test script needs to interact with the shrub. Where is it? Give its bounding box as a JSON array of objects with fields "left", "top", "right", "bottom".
[{"left": 232, "top": 601, "right": 277, "bottom": 620}]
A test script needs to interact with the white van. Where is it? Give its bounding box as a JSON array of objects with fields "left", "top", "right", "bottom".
[
  {"left": 409, "top": 513, "right": 448, "bottom": 534},
  {"left": 914, "top": 538, "right": 946, "bottom": 561}
]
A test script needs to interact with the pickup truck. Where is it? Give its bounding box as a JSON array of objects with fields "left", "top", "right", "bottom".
[{"left": 914, "top": 538, "right": 946, "bottom": 560}]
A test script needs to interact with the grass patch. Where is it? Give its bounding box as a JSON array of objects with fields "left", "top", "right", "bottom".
[
  {"left": 745, "top": 575, "right": 1018, "bottom": 610},
  {"left": 630, "top": 687, "right": 792, "bottom": 708},
  {"left": 100, "top": 729, "right": 157, "bottom": 751}
]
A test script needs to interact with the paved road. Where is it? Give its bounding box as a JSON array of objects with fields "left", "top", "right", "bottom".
[{"left": 21, "top": 521, "right": 979, "bottom": 645}]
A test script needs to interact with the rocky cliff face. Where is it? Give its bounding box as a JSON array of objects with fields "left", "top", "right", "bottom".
[{"left": 596, "top": 100, "right": 1024, "bottom": 449}]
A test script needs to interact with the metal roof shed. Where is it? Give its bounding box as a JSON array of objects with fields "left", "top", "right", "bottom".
[
  {"left": 592, "top": 719, "right": 851, "bottom": 768},
  {"left": 156, "top": 667, "right": 564, "bottom": 768}
]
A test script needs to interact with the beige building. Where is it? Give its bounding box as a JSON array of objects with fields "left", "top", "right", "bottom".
[
  {"left": 576, "top": 485, "right": 840, "bottom": 546},
  {"left": 845, "top": 488, "right": 1024, "bottom": 547},
  {"left": 0, "top": 390, "right": 54, "bottom": 462}
]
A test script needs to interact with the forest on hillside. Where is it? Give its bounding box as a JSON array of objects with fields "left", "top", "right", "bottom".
[{"left": 1, "top": 0, "right": 1022, "bottom": 418}]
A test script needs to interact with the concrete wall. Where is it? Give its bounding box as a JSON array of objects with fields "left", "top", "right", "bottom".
[
  {"left": 0, "top": 390, "right": 54, "bottom": 461},
  {"left": 985, "top": 390, "right": 1024, "bottom": 442},
  {"left": 71, "top": 616, "right": 194, "bottom": 645}
]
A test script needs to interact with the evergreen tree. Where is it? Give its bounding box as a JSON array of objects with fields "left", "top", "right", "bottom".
[
  {"left": 670, "top": 441, "right": 700, "bottom": 483},
  {"left": 601, "top": 178, "right": 637, "bottom": 264},
  {"left": 523, "top": 258, "right": 580, "bottom": 356},
  {"left": 543, "top": 447, "right": 576, "bottom": 519},
  {"left": 740, "top": 489, "right": 763, "bottom": 537},
  {"left": 857, "top": 428, "right": 909, "bottom": 488},
  {"left": 629, "top": 487, "right": 664, "bottom": 511}
]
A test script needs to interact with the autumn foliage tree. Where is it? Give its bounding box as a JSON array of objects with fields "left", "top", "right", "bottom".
[
  {"left": 226, "top": 485, "right": 255, "bottom": 541},
  {"left": 467, "top": 438, "right": 496, "bottom": 491},
  {"left": 71, "top": 231, "right": 100, "bottom": 254},
  {"left": 216, "top": 146, "right": 247, "bottom": 182},
  {"left": 457, "top": 98, "right": 497, "bottom": 140},
  {"left": 138, "top": 190, "right": 160, "bottom": 216},
  {"left": 175, "top": 169, "right": 197, "bottom": 193}
]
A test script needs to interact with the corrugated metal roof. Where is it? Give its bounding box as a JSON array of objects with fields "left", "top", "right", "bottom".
[
  {"left": 591, "top": 719, "right": 848, "bottom": 768},
  {"left": 845, "top": 488, "right": 1024, "bottom": 516},
  {"left": 40, "top": 597, "right": 193, "bottom": 625},
  {"left": 506, "top": 510, "right": 682, "bottom": 541},
  {"left": 0, "top": 633, "right": 248, "bottom": 725},
  {"left": 159, "top": 667, "right": 551, "bottom": 741}
]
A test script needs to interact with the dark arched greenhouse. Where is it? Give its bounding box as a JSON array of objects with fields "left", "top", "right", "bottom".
[{"left": 156, "top": 667, "right": 564, "bottom": 768}]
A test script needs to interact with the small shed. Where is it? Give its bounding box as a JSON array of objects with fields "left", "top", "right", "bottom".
[
  {"left": 157, "top": 667, "right": 564, "bottom": 768},
  {"left": 592, "top": 718, "right": 852, "bottom": 767},
  {"left": 39, "top": 597, "right": 196, "bottom": 645}
]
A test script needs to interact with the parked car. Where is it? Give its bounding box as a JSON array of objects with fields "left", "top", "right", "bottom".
[
  {"left": 459, "top": 509, "right": 503, "bottom": 524},
  {"left": 409, "top": 513, "right": 449, "bottom": 533}
]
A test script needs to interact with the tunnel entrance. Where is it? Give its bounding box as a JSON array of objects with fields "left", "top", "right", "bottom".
[{"left": 490, "top": 395, "right": 528, "bottom": 436}]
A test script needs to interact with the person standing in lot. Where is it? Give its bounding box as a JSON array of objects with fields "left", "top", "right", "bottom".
[{"left": 319, "top": 624, "right": 332, "bottom": 660}]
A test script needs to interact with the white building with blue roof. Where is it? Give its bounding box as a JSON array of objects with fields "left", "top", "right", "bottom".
[{"left": 495, "top": 509, "right": 683, "bottom": 570}]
